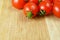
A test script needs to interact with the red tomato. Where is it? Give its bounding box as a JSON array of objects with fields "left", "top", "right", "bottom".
[
  {"left": 42, "top": 0, "right": 53, "bottom": 3},
  {"left": 23, "top": 2, "right": 38, "bottom": 18},
  {"left": 53, "top": 3, "right": 60, "bottom": 18},
  {"left": 53, "top": 0, "right": 60, "bottom": 3},
  {"left": 39, "top": 1, "right": 52, "bottom": 16},
  {"left": 29, "top": 0, "right": 38, "bottom": 4},
  {"left": 12, "top": 0, "right": 26, "bottom": 9}
]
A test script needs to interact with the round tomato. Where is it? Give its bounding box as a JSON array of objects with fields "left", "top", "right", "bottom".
[
  {"left": 23, "top": 2, "right": 38, "bottom": 18},
  {"left": 29, "top": 0, "right": 38, "bottom": 4},
  {"left": 53, "top": 3, "right": 60, "bottom": 18},
  {"left": 39, "top": 1, "right": 52, "bottom": 16},
  {"left": 42, "top": 0, "right": 53, "bottom": 3},
  {"left": 53, "top": 0, "right": 60, "bottom": 3},
  {"left": 12, "top": 0, "right": 26, "bottom": 9}
]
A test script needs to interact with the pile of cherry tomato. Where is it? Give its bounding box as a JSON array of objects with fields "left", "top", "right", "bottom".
[{"left": 12, "top": 0, "right": 60, "bottom": 18}]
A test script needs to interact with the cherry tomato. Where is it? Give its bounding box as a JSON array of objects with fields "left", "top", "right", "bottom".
[
  {"left": 53, "top": 3, "right": 60, "bottom": 18},
  {"left": 29, "top": 0, "right": 39, "bottom": 4},
  {"left": 12, "top": 0, "right": 26, "bottom": 9},
  {"left": 39, "top": 1, "right": 52, "bottom": 16},
  {"left": 53, "top": 0, "right": 60, "bottom": 3},
  {"left": 42, "top": 0, "right": 53, "bottom": 3},
  {"left": 23, "top": 2, "right": 38, "bottom": 18}
]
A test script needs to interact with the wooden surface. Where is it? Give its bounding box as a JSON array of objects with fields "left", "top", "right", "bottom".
[{"left": 0, "top": 0, "right": 60, "bottom": 40}]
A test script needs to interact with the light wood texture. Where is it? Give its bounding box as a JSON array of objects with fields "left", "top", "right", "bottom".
[{"left": 0, "top": 0, "right": 60, "bottom": 40}]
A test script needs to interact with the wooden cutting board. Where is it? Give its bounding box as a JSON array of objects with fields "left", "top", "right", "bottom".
[{"left": 0, "top": 0, "right": 60, "bottom": 40}]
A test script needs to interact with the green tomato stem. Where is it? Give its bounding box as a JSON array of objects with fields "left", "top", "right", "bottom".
[
  {"left": 27, "top": 12, "right": 33, "bottom": 18},
  {"left": 39, "top": 10, "right": 46, "bottom": 16}
]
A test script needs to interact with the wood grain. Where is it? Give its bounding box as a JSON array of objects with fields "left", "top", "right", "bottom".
[
  {"left": 0, "top": 0, "right": 60, "bottom": 40},
  {"left": 45, "top": 16, "right": 60, "bottom": 40}
]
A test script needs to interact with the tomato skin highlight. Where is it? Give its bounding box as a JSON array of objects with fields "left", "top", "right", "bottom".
[
  {"left": 23, "top": 2, "right": 38, "bottom": 18},
  {"left": 12, "top": 0, "right": 26, "bottom": 9},
  {"left": 39, "top": 1, "right": 52, "bottom": 16},
  {"left": 53, "top": 3, "right": 60, "bottom": 18}
]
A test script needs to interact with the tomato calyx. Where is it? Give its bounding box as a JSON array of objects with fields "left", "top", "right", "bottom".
[
  {"left": 26, "top": 11, "right": 33, "bottom": 18},
  {"left": 39, "top": 10, "right": 46, "bottom": 16}
]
